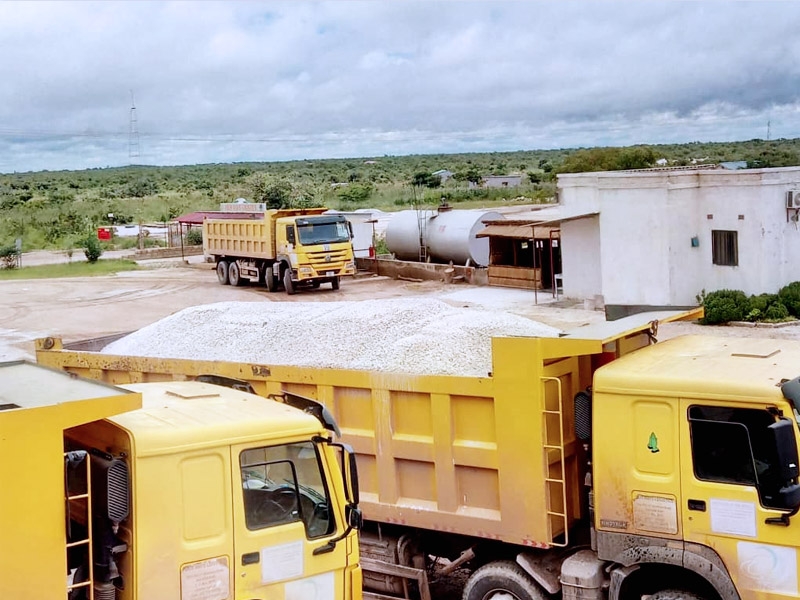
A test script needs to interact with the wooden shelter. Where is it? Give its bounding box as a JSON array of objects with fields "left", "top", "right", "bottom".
[{"left": 476, "top": 220, "right": 561, "bottom": 290}]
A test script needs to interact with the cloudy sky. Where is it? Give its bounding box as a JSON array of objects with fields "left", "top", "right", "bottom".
[{"left": 1, "top": 1, "right": 799, "bottom": 173}]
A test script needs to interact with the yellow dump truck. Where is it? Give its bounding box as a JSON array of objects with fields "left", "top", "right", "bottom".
[
  {"left": 203, "top": 208, "right": 356, "bottom": 294},
  {"left": 34, "top": 308, "right": 800, "bottom": 600},
  {"left": 0, "top": 361, "right": 362, "bottom": 600}
]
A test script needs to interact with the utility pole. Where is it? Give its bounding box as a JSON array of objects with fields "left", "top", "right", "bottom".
[
  {"left": 767, "top": 120, "right": 771, "bottom": 141},
  {"left": 129, "top": 90, "right": 140, "bottom": 163}
]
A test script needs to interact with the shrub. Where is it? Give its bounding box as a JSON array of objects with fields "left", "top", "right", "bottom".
[
  {"left": 83, "top": 236, "right": 103, "bottom": 263},
  {"left": 745, "top": 293, "right": 779, "bottom": 322},
  {"left": 185, "top": 227, "right": 203, "bottom": 245},
  {"left": 702, "top": 289, "right": 748, "bottom": 325},
  {"left": 778, "top": 282, "right": 800, "bottom": 317},
  {"left": 765, "top": 302, "right": 790, "bottom": 321},
  {"left": 0, "top": 245, "right": 19, "bottom": 269}
]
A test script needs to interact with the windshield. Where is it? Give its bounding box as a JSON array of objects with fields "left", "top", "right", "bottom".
[{"left": 296, "top": 218, "right": 350, "bottom": 245}]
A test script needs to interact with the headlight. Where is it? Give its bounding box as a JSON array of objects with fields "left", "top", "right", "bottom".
[
  {"left": 345, "top": 262, "right": 355, "bottom": 270},
  {"left": 299, "top": 267, "right": 314, "bottom": 275}
]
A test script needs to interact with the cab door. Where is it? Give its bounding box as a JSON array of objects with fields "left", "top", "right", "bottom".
[
  {"left": 680, "top": 400, "right": 800, "bottom": 600},
  {"left": 231, "top": 439, "right": 349, "bottom": 600}
]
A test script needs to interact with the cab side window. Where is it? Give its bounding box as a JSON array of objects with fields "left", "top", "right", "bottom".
[
  {"left": 689, "top": 406, "right": 782, "bottom": 508},
  {"left": 240, "top": 442, "right": 335, "bottom": 538},
  {"left": 286, "top": 225, "right": 296, "bottom": 244}
]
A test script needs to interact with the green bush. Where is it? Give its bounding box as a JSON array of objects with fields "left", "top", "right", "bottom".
[
  {"left": 185, "top": 227, "right": 203, "bottom": 245},
  {"left": 745, "top": 293, "right": 779, "bottom": 321},
  {"left": 778, "top": 282, "right": 800, "bottom": 317},
  {"left": 702, "top": 289, "right": 748, "bottom": 324},
  {"left": 765, "top": 302, "right": 790, "bottom": 321},
  {"left": 0, "top": 245, "right": 19, "bottom": 269},
  {"left": 82, "top": 236, "right": 103, "bottom": 263}
]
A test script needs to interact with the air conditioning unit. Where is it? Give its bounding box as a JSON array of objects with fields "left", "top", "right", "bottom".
[{"left": 787, "top": 191, "right": 800, "bottom": 209}]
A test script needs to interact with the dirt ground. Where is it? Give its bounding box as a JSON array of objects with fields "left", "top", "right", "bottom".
[{"left": 3, "top": 255, "right": 798, "bottom": 362}]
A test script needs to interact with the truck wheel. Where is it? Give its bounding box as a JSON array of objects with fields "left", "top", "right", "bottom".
[
  {"left": 650, "top": 591, "right": 706, "bottom": 600},
  {"left": 265, "top": 267, "right": 278, "bottom": 292},
  {"left": 216, "top": 261, "right": 229, "bottom": 285},
  {"left": 331, "top": 276, "right": 340, "bottom": 290},
  {"left": 463, "top": 561, "right": 545, "bottom": 600},
  {"left": 228, "top": 261, "right": 243, "bottom": 286},
  {"left": 283, "top": 268, "right": 296, "bottom": 295}
]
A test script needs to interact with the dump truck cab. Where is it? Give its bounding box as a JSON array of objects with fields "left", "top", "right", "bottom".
[
  {"left": 275, "top": 212, "right": 355, "bottom": 290},
  {"left": 0, "top": 364, "right": 362, "bottom": 600},
  {"left": 203, "top": 208, "right": 355, "bottom": 294},
  {"left": 591, "top": 335, "right": 800, "bottom": 600}
]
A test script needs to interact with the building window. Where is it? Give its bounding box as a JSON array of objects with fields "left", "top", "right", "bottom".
[{"left": 712, "top": 230, "right": 738, "bottom": 266}]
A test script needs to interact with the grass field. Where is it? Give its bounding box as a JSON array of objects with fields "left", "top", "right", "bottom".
[{"left": 0, "top": 260, "right": 140, "bottom": 280}]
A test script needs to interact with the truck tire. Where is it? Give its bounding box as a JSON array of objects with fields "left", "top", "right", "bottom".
[
  {"left": 650, "top": 591, "right": 707, "bottom": 600},
  {"left": 331, "top": 276, "right": 340, "bottom": 290},
  {"left": 216, "top": 261, "right": 229, "bottom": 285},
  {"left": 228, "top": 261, "right": 244, "bottom": 286},
  {"left": 283, "top": 267, "right": 296, "bottom": 295},
  {"left": 265, "top": 266, "right": 278, "bottom": 292},
  {"left": 463, "top": 561, "right": 546, "bottom": 600}
]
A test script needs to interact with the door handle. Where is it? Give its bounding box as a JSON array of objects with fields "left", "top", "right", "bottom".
[
  {"left": 242, "top": 551, "right": 260, "bottom": 565},
  {"left": 688, "top": 499, "right": 706, "bottom": 512}
]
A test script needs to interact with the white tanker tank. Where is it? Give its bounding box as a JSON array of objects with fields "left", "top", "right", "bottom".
[{"left": 385, "top": 208, "right": 504, "bottom": 267}]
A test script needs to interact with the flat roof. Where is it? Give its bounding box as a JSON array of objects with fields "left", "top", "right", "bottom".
[
  {"left": 112, "top": 381, "right": 323, "bottom": 455},
  {"left": 594, "top": 335, "right": 800, "bottom": 403},
  {"left": 0, "top": 361, "right": 131, "bottom": 411}
]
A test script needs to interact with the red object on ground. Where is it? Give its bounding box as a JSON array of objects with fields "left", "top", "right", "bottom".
[{"left": 97, "top": 228, "right": 111, "bottom": 241}]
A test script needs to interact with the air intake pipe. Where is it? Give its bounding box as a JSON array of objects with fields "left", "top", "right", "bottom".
[{"left": 90, "top": 450, "right": 130, "bottom": 590}]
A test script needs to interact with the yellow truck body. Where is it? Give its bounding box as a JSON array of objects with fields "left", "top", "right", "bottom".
[
  {"left": 34, "top": 311, "right": 696, "bottom": 546},
  {"left": 203, "top": 208, "right": 356, "bottom": 293},
  {"left": 1, "top": 361, "right": 361, "bottom": 600},
  {"left": 39, "top": 307, "right": 800, "bottom": 600}
]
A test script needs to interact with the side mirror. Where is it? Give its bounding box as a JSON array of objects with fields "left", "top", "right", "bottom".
[
  {"left": 286, "top": 225, "right": 296, "bottom": 245},
  {"left": 767, "top": 419, "right": 800, "bottom": 511},
  {"left": 346, "top": 505, "right": 363, "bottom": 530},
  {"left": 345, "top": 447, "right": 360, "bottom": 505},
  {"left": 769, "top": 419, "right": 800, "bottom": 481}
]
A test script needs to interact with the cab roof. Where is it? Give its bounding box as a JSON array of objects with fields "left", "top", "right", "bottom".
[
  {"left": 110, "top": 381, "right": 323, "bottom": 456},
  {"left": 594, "top": 335, "right": 800, "bottom": 403}
]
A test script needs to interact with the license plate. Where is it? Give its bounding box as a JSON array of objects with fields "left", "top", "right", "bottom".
[{"left": 326, "top": 271, "right": 335, "bottom": 276}]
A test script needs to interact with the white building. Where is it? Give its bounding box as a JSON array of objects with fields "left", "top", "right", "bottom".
[{"left": 556, "top": 166, "right": 800, "bottom": 311}]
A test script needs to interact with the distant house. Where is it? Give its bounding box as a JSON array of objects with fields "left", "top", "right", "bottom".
[
  {"left": 720, "top": 161, "right": 748, "bottom": 170},
  {"left": 469, "top": 175, "right": 523, "bottom": 189},
  {"left": 655, "top": 158, "right": 668, "bottom": 166},
  {"left": 432, "top": 169, "right": 454, "bottom": 183}
]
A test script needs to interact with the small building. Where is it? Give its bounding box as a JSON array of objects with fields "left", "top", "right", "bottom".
[
  {"left": 470, "top": 175, "right": 523, "bottom": 189},
  {"left": 432, "top": 169, "right": 454, "bottom": 183},
  {"left": 477, "top": 220, "right": 561, "bottom": 290},
  {"left": 556, "top": 166, "right": 800, "bottom": 315}
]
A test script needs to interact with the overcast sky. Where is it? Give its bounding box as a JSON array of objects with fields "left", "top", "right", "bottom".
[{"left": 1, "top": 1, "right": 799, "bottom": 173}]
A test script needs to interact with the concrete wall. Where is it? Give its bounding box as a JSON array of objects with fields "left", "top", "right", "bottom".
[
  {"left": 561, "top": 216, "right": 602, "bottom": 299},
  {"left": 558, "top": 167, "right": 800, "bottom": 305}
]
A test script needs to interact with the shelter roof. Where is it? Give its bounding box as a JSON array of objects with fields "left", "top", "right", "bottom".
[
  {"left": 476, "top": 220, "right": 559, "bottom": 239},
  {"left": 175, "top": 211, "right": 262, "bottom": 225}
]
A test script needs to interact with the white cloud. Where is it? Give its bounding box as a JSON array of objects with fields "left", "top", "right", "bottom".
[{"left": 0, "top": 1, "right": 799, "bottom": 172}]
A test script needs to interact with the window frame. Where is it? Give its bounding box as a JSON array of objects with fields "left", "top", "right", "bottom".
[
  {"left": 688, "top": 405, "right": 786, "bottom": 510},
  {"left": 239, "top": 441, "right": 336, "bottom": 539},
  {"left": 711, "top": 229, "right": 738, "bottom": 267}
]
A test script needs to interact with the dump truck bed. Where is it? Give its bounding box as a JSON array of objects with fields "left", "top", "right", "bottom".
[{"left": 35, "top": 308, "right": 700, "bottom": 548}]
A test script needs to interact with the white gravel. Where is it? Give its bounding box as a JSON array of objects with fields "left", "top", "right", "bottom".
[{"left": 103, "top": 298, "right": 560, "bottom": 377}]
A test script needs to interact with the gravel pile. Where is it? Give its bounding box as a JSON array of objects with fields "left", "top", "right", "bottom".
[{"left": 103, "top": 299, "right": 560, "bottom": 377}]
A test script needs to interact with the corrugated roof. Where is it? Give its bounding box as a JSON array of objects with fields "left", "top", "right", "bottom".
[
  {"left": 476, "top": 222, "right": 559, "bottom": 239},
  {"left": 176, "top": 211, "right": 262, "bottom": 225}
]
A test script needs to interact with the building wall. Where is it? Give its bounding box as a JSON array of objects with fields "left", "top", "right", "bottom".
[
  {"left": 558, "top": 167, "right": 800, "bottom": 306},
  {"left": 562, "top": 216, "right": 602, "bottom": 299}
]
